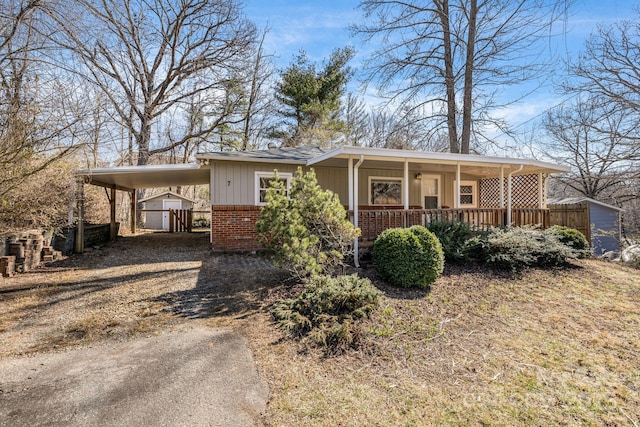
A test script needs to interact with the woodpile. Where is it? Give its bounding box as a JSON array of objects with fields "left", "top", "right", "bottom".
[{"left": 1, "top": 233, "right": 62, "bottom": 278}]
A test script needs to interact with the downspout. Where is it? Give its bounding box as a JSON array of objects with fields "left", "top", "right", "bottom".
[
  {"left": 353, "top": 155, "right": 364, "bottom": 268},
  {"left": 507, "top": 164, "right": 524, "bottom": 226}
]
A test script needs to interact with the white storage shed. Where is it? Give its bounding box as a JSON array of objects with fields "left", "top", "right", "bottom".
[{"left": 140, "top": 191, "right": 195, "bottom": 230}]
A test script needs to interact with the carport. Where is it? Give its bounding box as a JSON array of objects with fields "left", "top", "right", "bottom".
[{"left": 75, "top": 163, "right": 210, "bottom": 253}]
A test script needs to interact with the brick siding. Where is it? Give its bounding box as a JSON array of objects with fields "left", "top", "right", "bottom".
[{"left": 211, "top": 205, "right": 263, "bottom": 251}]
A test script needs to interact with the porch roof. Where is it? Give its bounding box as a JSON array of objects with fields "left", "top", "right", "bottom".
[{"left": 196, "top": 146, "right": 570, "bottom": 177}]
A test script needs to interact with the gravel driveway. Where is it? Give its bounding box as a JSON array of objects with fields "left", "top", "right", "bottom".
[{"left": 0, "top": 232, "right": 284, "bottom": 426}]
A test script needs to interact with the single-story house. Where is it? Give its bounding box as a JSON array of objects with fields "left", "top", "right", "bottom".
[
  {"left": 139, "top": 191, "right": 195, "bottom": 230},
  {"left": 75, "top": 145, "right": 571, "bottom": 262},
  {"left": 194, "top": 146, "right": 570, "bottom": 261},
  {"left": 548, "top": 197, "right": 624, "bottom": 255}
]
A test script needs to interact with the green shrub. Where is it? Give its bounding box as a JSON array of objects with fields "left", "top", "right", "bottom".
[
  {"left": 427, "top": 221, "right": 485, "bottom": 263},
  {"left": 546, "top": 225, "right": 590, "bottom": 257},
  {"left": 271, "top": 274, "right": 382, "bottom": 352},
  {"left": 372, "top": 226, "right": 444, "bottom": 288},
  {"left": 478, "top": 226, "right": 583, "bottom": 272},
  {"left": 255, "top": 168, "right": 359, "bottom": 279}
]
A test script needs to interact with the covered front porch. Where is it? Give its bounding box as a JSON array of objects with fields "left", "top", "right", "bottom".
[{"left": 303, "top": 146, "right": 570, "bottom": 260}]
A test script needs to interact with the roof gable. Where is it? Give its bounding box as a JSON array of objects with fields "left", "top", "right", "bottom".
[
  {"left": 139, "top": 191, "right": 195, "bottom": 203},
  {"left": 547, "top": 197, "right": 624, "bottom": 211}
]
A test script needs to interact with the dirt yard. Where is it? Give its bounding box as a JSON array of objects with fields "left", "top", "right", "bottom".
[{"left": 0, "top": 232, "right": 285, "bottom": 357}]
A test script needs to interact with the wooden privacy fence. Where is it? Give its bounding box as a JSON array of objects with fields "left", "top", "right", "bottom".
[
  {"left": 169, "top": 209, "right": 192, "bottom": 233},
  {"left": 548, "top": 203, "right": 589, "bottom": 241},
  {"left": 352, "top": 208, "right": 551, "bottom": 242}
]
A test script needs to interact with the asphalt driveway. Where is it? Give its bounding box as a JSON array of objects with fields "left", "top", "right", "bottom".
[
  {"left": 0, "top": 232, "right": 283, "bottom": 426},
  {"left": 0, "top": 325, "right": 268, "bottom": 426}
]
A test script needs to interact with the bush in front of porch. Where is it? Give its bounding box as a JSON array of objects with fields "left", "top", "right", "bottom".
[
  {"left": 427, "top": 220, "right": 486, "bottom": 263},
  {"left": 372, "top": 225, "right": 444, "bottom": 289},
  {"left": 474, "top": 226, "right": 589, "bottom": 272}
]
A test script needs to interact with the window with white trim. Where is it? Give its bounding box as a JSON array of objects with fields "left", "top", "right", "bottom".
[
  {"left": 255, "top": 171, "right": 292, "bottom": 206},
  {"left": 454, "top": 180, "right": 478, "bottom": 208},
  {"left": 369, "top": 176, "right": 404, "bottom": 206}
]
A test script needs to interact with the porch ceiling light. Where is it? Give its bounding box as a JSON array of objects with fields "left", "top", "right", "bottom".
[{"left": 415, "top": 173, "right": 422, "bottom": 180}]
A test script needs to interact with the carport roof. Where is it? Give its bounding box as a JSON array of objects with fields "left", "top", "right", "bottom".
[{"left": 76, "top": 163, "right": 209, "bottom": 192}]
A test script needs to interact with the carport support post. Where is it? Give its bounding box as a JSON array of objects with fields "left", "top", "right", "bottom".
[
  {"left": 110, "top": 187, "right": 117, "bottom": 240},
  {"left": 75, "top": 176, "right": 85, "bottom": 253},
  {"left": 130, "top": 190, "right": 137, "bottom": 234}
]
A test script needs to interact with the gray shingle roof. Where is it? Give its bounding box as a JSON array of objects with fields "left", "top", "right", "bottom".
[{"left": 196, "top": 146, "right": 330, "bottom": 163}]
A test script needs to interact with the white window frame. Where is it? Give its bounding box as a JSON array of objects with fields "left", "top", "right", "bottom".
[
  {"left": 368, "top": 176, "right": 404, "bottom": 206},
  {"left": 454, "top": 180, "right": 478, "bottom": 208},
  {"left": 255, "top": 171, "right": 292, "bottom": 206}
]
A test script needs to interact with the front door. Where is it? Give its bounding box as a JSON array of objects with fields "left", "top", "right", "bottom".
[
  {"left": 421, "top": 175, "right": 441, "bottom": 209},
  {"left": 162, "top": 199, "right": 182, "bottom": 230}
]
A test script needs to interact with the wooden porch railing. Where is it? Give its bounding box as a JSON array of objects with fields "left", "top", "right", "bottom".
[
  {"left": 169, "top": 209, "right": 192, "bottom": 233},
  {"left": 350, "top": 208, "right": 550, "bottom": 242}
]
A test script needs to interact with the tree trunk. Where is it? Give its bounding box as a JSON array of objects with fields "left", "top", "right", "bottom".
[
  {"left": 437, "top": 0, "right": 460, "bottom": 154},
  {"left": 460, "top": 0, "right": 478, "bottom": 155}
]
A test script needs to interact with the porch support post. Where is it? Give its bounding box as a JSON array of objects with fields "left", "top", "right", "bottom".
[
  {"left": 130, "top": 190, "right": 137, "bottom": 234},
  {"left": 499, "top": 166, "right": 505, "bottom": 208},
  {"left": 353, "top": 155, "right": 364, "bottom": 268},
  {"left": 507, "top": 164, "right": 524, "bottom": 227},
  {"left": 74, "top": 176, "right": 85, "bottom": 254},
  {"left": 348, "top": 156, "right": 354, "bottom": 211},
  {"left": 109, "top": 187, "right": 117, "bottom": 240},
  {"left": 455, "top": 163, "right": 461, "bottom": 208},
  {"left": 538, "top": 172, "right": 544, "bottom": 208},
  {"left": 403, "top": 159, "right": 409, "bottom": 210}
]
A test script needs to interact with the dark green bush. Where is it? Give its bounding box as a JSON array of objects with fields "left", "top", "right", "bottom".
[
  {"left": 427, "top": 221, "right": 485, "bottom": 263},
  {"left": 271, "top": 274, "right": 382, "bottom": 352},
  {"left": 546, "top": 225, "right": 590, "bottom": 257},
  {"left": 372, "top": 226, "right": 444, "bottom": 288},
  {"left": 478, "top": 226, "right": 583, "bottom": 272}
]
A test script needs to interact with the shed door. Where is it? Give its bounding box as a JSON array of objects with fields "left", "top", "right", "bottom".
[{"left": 162, "top": 199, "right": 183, "bottom": 230}]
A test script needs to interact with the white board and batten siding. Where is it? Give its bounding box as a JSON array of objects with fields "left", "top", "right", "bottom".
[{"left": 210, "top": 161, "right": 348, "bottom": 206}]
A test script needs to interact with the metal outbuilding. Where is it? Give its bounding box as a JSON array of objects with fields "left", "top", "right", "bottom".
[{"left": 548, "top": 197, "right": 624, "bottom": 255}]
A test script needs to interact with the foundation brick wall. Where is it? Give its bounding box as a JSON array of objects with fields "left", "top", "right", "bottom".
[{"left": 211, "top": 205, "right": 263, "bottom": 251}]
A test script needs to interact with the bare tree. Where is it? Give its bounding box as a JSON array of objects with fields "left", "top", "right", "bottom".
[
  {"left": 354, "top": 0, "right": 571, "bottom": 154},
  {"left": 544, "top": 96, "right": 640, "bottom": 202},
  {"left": 50, "top": 0, "right": 256, "bottom": 167},
  {"left": 240, "top": 26, "right": 276, "bottom": 151},
  {"left": 567, "top": 13, "right": 640, "bottom": 148},
  {"left": 365, "top": 106, "right": 449, "bottom": 151},
  {"left": 1, "top": 0, "right": 80, "bottom": 198},
  {"left": 342, "top": 93, "right": 369, "bottom": 146}
]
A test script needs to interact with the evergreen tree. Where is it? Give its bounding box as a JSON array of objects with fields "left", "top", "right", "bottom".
[
  {"left": 255, "top": 168, "right": 359, "bottom": 279},
  {"left": 273, "top": 48, "right": 354, "bottom": 146}
]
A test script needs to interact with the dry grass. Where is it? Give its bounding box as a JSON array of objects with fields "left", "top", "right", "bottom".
[
  {"left": 242, "top": 260, "right": 640, "bottom": 426},
  {"left": 2, "top": 234, "right": 639, "bottom": 426}
]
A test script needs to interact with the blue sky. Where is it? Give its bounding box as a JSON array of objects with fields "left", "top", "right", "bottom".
[{"left": 244, "top": 0, "right": 638, "bottom": 149}]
